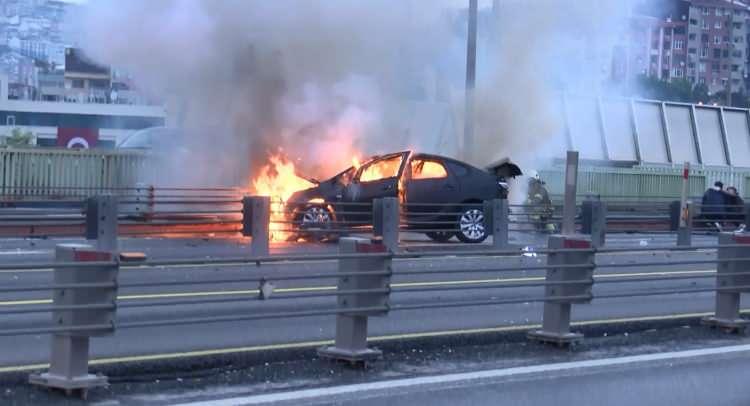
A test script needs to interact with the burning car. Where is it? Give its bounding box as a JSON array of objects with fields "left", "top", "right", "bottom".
[{"left": 285, "top": 151, "right": 521, "bottom": 243}]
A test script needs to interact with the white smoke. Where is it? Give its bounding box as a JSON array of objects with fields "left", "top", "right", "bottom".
[{"left": 73, "top": 0, "right": 637, "bottom": 187}]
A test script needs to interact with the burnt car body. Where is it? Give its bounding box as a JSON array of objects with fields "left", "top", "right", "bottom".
[{"left": 287, "top": 151, "right": 521, "bottom": 243}]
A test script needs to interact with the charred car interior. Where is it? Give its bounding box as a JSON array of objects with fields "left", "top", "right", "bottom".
[{"left": 286, "top": 151, "right": 521, "bottom": 243}]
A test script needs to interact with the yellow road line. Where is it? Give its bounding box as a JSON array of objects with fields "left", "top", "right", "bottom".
[
  {"left": 0, "top": 308, "right": 742, "bottom": 374},
  {"left": 0, "top": 270, "right": 716, "bottom": 307}
]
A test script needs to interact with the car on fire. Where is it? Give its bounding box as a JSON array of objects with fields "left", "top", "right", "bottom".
[{"left": 286, "top": 151, "right": 521, "bottom": 243}]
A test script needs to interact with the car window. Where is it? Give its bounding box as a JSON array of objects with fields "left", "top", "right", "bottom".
[
  {"left": 359, "top": 155, "right": 403, "bottom": 182},
  {"left": 411, "top": 159, "right": 448, "bottom": 180},
  {"left": 447, "top": 162, "right": 469, "bottom": 177}
]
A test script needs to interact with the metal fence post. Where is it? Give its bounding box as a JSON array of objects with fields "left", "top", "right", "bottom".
[
  {"left": 133, "top": 183, "right": 155, "bottom": 220},
  {"left": 669, "top": 200, "right": 681, "bottom": 232},
  {"left": 318, "top": 237, "right": 391, "bottom": 364},
  {"left": 528, "top": 235, "right": 594, "bottom": 346},
  {"left": 582, "top": 197, "right": 606, "bottom": 248},
  {"left": 484, "top": 199, "right": 508, "bottom": 249},
  {"left": 702, "top": 232, "right": 750, "bottom": 332},
  {"left": 29, "top": 244, "right": 118, "bottom": 395},
  {"left": 243, "top": 196, "right": 270, "bottom": 257},
  {"left": 373, "top": 197, "right": 399, "bottom": 251},
  {"left": 561, "top": 151, "right": 579, "bottom": 235},
  {"left": 677, "top": 202, "right": 694, "bottom": 247},
  {"left": 85, "top": 195, "right": 119, "bottom": 253}
]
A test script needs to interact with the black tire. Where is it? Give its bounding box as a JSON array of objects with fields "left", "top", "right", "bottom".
[
  {"left": 425, "top": 231, "right": 454, "bottom": 243},
  {"left": 456, "top": 206, "right": 488, "bottom": 243},
  {"left": 295, "top": 205, "right": 334, "bottom": 241}
]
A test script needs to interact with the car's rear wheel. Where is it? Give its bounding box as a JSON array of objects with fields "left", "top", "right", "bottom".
[
  {"left": 425, "top": 231, "right": 454, "bottom": 243},
  {"left": 456, "top": 207, "right": 487, "bottom": 243}
]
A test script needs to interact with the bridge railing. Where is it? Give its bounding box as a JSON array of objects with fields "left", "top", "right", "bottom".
[{"left": 2, "top": 199, "right": 748, "bottom": 398}]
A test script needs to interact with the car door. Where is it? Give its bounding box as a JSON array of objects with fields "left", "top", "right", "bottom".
[
  {"left": 404, "top": 157, "right": 459, "bottom": 227},
  {"left": 342, "top": 152, "right": 409, "bottom": 224}
]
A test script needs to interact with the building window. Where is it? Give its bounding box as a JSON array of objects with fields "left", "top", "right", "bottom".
[
  {"left": 5, "top": 116, "right": 15, "bottom": 126},
  {"left": 699, "top": 62, "right": 707, "bottom": 72},
  {"left": 712, "top": 63, "right": 720, "bottom": 72},
  {"left": 716, "top": 7, "right": 723, "bottom": 16},
  {"left": 690, "top": 18, "right": 698, "bottom": 25},
  {"left": 689, "top": 33, "right": 697, "bottom": 40},
  {"left": 701, "top": 33, "right": 709, "bottom": 42},
  {"left": 714, "top": 48, "right": 722, "bottom": 58},
  {"left": 71, "top": 79, "right": 84, "bottom": 89},
  {"left": 723, "top": 49, "right": 729, "bottom": 57},
  {"left": 701, "top": 47, "right": 709, "bottom": 57},
  {"left": 674, "top": 40, "right": 684, "bottom": 49},
  {"left": 732, "top": 64, "right": 739, "bottom": 71},
  {"left": 699, "top": 77, "right": 706, "bottom": 84},
  {"left": 715, "top": 21, "right": 722, "bottom": 29},
  {"left": 723, "top": 36, "right": 730, "bottom": 43},
  {"left": 702, "top": 19, "right": 709, "bottom": 30},
  {"left": 673, "top": 68, "right": 684, "bottom": 78},
  {"left": 735, "top": 36, "right": 744, "bottom": 43},
  {"left": 688, "top": 47, "right": 697, "bottom": 54},
  {"left": 714, "top": 36, "right": 721, "bottom": 45},
  {"left": 702, "top": 7, "right": 710, "bottom": 15}
]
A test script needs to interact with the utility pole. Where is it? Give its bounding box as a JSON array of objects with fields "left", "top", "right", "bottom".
[{"left": 464, "top": 0, "right": 478, "bottom": 161}]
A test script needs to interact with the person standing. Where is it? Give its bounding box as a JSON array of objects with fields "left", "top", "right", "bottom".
[
  {"left": 725, "top": 186, "right": 745, "bottom": 230},
  {"left": 701, "top": 181, "right": 727, "bottom": 231}
]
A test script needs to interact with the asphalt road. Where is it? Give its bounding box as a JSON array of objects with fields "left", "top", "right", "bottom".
[
  {"left": 0, "top": 233, "right": 728, "bottom": 368},
  {"left": 261, "top": 344, "right": 750, "bottom": 406}
]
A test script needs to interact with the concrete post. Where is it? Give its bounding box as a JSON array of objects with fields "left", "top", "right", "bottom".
[
  {"left": 677, "top": 202, "right": 694, "bottom": 247},
  {"left": 702, "top": 232, "right": 750, "bottom": 332},
  {"left": 373, "top": 197, "right": 399, "bottom": 251},
  {"left": 561, "top": 151, "right": 579, "bottom": 235},
  {"left": 29, "top": 244, "right": 118, "bottom": 395},
  {"left": 484, "top": 199, "right": 508, "bottom": 249},
  {"left": 85, "top": 195, "right": 119, "bottom": 253},
  {"left": 528, "top": 235, "right": 594, "bottom": 346},
  {"left": 318, "top": 237, "right": 391, "bottom": 364},
  {"left": 243, "top": 196, "right": 270, "bottom": 257}
]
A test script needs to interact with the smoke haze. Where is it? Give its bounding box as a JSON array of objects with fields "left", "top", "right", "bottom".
[{"left": 74, "top": 0, "right": 637, "bottom": 186}]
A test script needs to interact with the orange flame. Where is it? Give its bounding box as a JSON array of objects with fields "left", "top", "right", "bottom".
[{"left": 251, "top": 153, "right": 315, "bottom": 241}]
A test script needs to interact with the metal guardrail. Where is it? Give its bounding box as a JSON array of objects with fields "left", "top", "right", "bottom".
[{"left": 1, "top": 202, "right": 748, "bottom": 398}]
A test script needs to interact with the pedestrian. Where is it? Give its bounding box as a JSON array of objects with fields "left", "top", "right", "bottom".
[
  {"left": 724, "top": 186, "right": 745, "bottom": 230},
  {"left": 701, "top": 181, "right": 727, "bottom": 231}
]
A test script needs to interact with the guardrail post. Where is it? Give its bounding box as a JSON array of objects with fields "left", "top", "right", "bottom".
[
  {"left": 702, "top": 232, "right": 750, "bottom": 332},
  {"left": 669, "top": 200, "right": 681, "bottom": 232},
  {"left": 528, "top": 235, "right": 594, "bottom": 346},
  {"left": 677, "top": 202, "right": 694, "bottom": 247},
  {"left": 85, "top": 195, "right": 119, "bottom": 253},
  {"left": 484, "top": 199, "right": 508, "bottom": 249},
  {"left": 581, "top": 198, "right": 606, "bottom": 248},
  {"left": 373, "top": 197, "right": 399, "bottom": 251},
  {"left": 133, "top": 183, "right": 155, "bottom": 220},
  {"left": 318, "top": 237, "right": 391, "bottom": 365},
  {"left": 243, "top": 196, "right": 270, "bottom": 257},
  {"left": 29, "top": 244, "right": 118, "bottom": 396}
]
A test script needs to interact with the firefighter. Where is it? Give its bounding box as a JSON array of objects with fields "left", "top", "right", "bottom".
[{"left": 525, "top": 174, "right": 555, "bottom": 233}]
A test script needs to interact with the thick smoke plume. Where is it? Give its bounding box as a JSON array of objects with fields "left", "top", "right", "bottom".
[{"left": 75, "top": 0, "right": 637, "bottom": 187}]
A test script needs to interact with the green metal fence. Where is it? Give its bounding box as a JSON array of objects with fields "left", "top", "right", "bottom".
[
  {"left": 539, "top": 165, "right": 750, "bottom": 201},
  {"left": 0, "top": 148, "right": 148, "bottom": 197}
]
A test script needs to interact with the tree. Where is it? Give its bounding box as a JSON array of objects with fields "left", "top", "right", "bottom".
[
  {"left": 1, "top": 128, "right": 35, "bottom": 148},
  {"left": 633, "top": 75, "right": 712, "bottom": 104}
]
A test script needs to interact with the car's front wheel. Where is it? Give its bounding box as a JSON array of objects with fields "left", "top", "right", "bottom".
[{"left": 456, "top": 207, "right": 487, "bottom": 243}]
